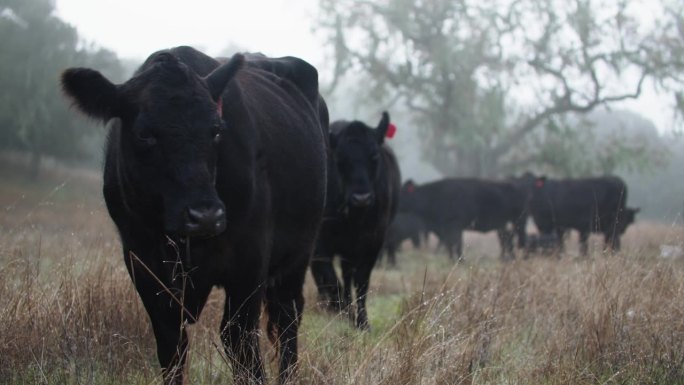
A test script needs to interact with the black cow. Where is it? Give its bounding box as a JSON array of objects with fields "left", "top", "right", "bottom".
[
  {"left": 400, "top": 178, "right": 527, "bottom": 261},
  {"left": 311, "top": 112, "right": 401, "bottom": 329},
  {"left": 382, "top": 211, "right": 425, "bottom": 266},
  {"left": 61, "top": 46, "right": 327, "bottom": 385},
  {"left": 516, "top": 173, "right": 639, "bottom": 255}
]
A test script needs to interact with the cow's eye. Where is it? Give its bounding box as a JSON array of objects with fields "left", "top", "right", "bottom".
[{"left": 214, "top": 132, "right": 222, "bottom": 144}]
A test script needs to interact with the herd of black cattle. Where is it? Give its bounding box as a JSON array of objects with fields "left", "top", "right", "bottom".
[
  {"left": 59, "top": 48, "right": 639, "bottom": 384},
  {"left": 384, "top": 174, "right": 639, "bottom": 263}
]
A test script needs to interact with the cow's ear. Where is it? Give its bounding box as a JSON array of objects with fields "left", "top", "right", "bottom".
[
  {"left": 375, "top": 111, "right": 390, "bottom": 144},
  {"left": 205, "top": 53, "right": 245, "bottom": 101},
  {"left": 404, "top": 179, "right": 416, "bottom": 193},
  {"left": 61, "top": 68, "right": 119, "bottom": 121},
  {"left": 633, "top": 207, "right": 641, "bottom": 213}
]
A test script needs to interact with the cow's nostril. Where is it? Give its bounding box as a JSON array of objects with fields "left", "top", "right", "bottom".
[
  {"left": 215, "top": 208, "right": 225, "bottom": 219},
  {"left": 187, "top": 207, "right": 205, "bottom": 223}
]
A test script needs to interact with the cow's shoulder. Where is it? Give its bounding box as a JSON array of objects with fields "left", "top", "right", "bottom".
[
  {"left": 602, "top": 175, "right": 628, "bottom": 189},
  {"left": 244, "top": 54, "right": 320, "bottom": 106},
  {"left": 330, "top": 120, "right": 350, "bottom": 135}
]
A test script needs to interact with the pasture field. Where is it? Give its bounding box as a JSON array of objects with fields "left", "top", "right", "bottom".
[{"left": 1, "top": 164, "right": 684, "bottom": 384}]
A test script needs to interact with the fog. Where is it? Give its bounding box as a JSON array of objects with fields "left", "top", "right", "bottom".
[{"left": 1, "top": 0, "right": 682, "bottom": 221}]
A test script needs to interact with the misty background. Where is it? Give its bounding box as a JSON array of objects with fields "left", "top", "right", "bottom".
[{"left": 1, "top": 0, "right": 683, "bottom": 222}]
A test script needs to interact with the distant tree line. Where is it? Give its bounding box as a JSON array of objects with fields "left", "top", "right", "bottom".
[{"left": 0, "top": 0, "right": 128, "bottom": 177}]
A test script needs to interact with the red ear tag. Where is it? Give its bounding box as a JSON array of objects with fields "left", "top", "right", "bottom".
[
  {"left": 386, "top": 123, "right": 397, "bottom": 139},
  {"left": 407, "top": 184, "right": 415, "bottom": 193},
  {"left": 535, "top": 179, "right": 544, "bottom": 188},
  {"left": 217, "top": 98, "right": 223, "bottom": 118}
]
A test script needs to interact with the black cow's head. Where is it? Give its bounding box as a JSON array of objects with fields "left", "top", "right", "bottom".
[
  {"left": 61, "top": 52, "right": 244, "bottom": 237},
  {"left": 398, "top": 179, "right": 418, "bottom": 212},
  {"left": 617, "top": 207, "right": 640, "bottom": 234},
  {"left": 510, "top": 172, "right": 546, "bottom": 202},
  {"left": 330, "top": 112, "right": 390, "bottom": 209}
]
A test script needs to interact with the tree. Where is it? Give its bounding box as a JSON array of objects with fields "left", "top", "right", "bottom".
[
  {"left": 520, "top": 109, "right": 669, "bottom": 177},
  {"left": 0, "top": 0, "right": 126, "bottom": 176},
  {"left": 318, "top": 0, "right": 684, "bottom": 177},
  {"left": 624, "top": 134, "right": 684, "bottom": 221}
]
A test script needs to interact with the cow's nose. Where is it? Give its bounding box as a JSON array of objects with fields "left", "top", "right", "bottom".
[
  {"left": 350, "top": 193, "right": 373, "bottom": 207},
  {"left": 184, "top": 205, "right": 227, "bottom": 236}
]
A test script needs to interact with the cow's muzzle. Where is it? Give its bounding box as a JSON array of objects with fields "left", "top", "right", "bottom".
[
  {"left": 183, "top": 204, "right": 227, "bottom": 237},
  {"left": 350, "top": 192, "right": 373, "bottom": 207}
]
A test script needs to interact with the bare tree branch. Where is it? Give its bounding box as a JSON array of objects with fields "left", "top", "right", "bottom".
[{"left": 316, "top": 0, "right": 682, "bottom": 176}]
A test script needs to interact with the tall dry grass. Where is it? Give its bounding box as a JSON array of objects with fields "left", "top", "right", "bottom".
[{"left": 2, "top": 165, "right": 684, "bottom": 384}]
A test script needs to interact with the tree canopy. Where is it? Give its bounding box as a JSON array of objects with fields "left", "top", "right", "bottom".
[
  {"left": 0, "top": 0, "right": 126, "bottom": 175},
  {"left": 318, "top": 0, "right": 684, "bottom": 177}
]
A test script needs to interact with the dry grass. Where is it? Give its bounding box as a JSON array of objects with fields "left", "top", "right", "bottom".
[{"left": 2, "top": 165, "right": 684, "bottom": 384}]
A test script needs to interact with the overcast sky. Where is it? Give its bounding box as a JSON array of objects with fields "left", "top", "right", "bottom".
[
  {"left": 54, "top": 0, "right": 676, "bottom": 134},
  {"left": 55, "top": 0, "right": 324, "bottom": 64}
]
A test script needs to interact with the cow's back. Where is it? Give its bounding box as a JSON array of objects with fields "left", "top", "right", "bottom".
[
  {"left": 532, "top": 176, "right": 628, "bottom": 231},
  {"left": 230, "top": 60, "right": 327, "bottom": 266},
  {"left": 233, "top": 65, "right": 325, "bottom": 204},
  {"left": 473, "top": 181, "right": 526, "bottom": 231},
  {"left": 411, "top": 179, "right": 517, "bottom": 230}
]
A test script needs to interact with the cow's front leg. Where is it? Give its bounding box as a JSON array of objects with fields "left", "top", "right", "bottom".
[
  {"left": 221, "top": 275, "right": 266, "bottom": 385},
  {"left": 555, "top": 228, "right": 567, "bottom": 255},
  {"left": 266, "top": 262, "right": 307, "bottom": 384},
  {"left": 340, "top": 256, "right": 356, "bottom": 322},
  {"left": 385, "top": 242, "right": 398, "bottom": 267},
  {"left": 310, "top": 253, "right": 343, "bottom": 311},
  {"left": 353, "top": 251, "right": 379, "bottom": 330},
  {"left": 604, "top": 231, "right": 621, "bottom": 252},
  {"left": 454, "top": 230, "right": 464, "bottom": 262},
  {"left": 124, "top": 243, "right": 208, "bottom": 385},
  {"left": 497, "top": 228, "right": 515, "bottom": 261},
  {"left": 579, "top": 231, "right": 590, "bottom": 256}
]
